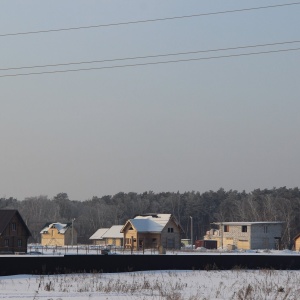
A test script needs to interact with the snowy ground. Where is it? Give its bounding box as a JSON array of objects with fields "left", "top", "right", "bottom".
[{"left": 0, "top": 269, "right": 299, "bottom": 300}]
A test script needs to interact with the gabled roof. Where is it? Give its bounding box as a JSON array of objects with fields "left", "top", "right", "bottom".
[
  {"left": 102, "top": 225, "right": 123, "bottom": 239},
  {"left": 121, "top": 213, "right": 184, "bottom": 233},
  {"left": 89, "top": 228, "right": 109, "bottom": 240},
  {"left": 40, "top": 222, "right": 71, "bottom": 234},
  {"left": 129, "top": 219, "right": 164, "bottom": 232},
  {"left": 134, "top": 214, "right": 172, "bottom": 226},
  {"left": 0, "top": 209, "right": 31, "bottom": 236}
]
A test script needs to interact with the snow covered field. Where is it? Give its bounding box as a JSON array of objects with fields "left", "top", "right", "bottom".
[{"left": 1, "top": 269, "right": 299, "bottom": 300}]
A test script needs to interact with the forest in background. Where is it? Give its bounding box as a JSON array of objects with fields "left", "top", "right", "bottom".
[{"left": 1, "top": 187, "right": 299, "bottom": 248}]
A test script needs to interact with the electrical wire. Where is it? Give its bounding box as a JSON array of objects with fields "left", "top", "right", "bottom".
[
  {"left": 0, "top": 2, "right": 299, "bottom": 37},
  {"left": 1, "top": 40, "right": 299, "bottom": 71},
  {"left": 1, "top": 47, "right": 299, "bottom": 78}
]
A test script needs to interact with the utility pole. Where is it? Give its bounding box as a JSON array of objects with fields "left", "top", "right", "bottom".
[
  {"left": 72, "top": 218, "right": 75, "bottom": 247},
  {"left": 190, "top": 216, "right": 193, "bottom": 249}
]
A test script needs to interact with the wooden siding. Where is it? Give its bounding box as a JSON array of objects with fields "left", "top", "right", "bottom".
[
  {"left": 122, "top": 218, "right": 182, "bottom": 250},
  {"left": 0, "top": 210, "right": 30, "bottom": 253},
  {"left": 41, "top": 228, "right": 77, "bottom": 246},
  {"left": 295, "top": 236, "right": 300, "bottom": 251}
]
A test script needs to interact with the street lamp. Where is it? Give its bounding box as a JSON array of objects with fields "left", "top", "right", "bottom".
[
  {"left": 72, "top": 218, "right": 75, "bottom": 247},
  {"left": 190, "top": 216, "right": 193, "bottom": 250}
]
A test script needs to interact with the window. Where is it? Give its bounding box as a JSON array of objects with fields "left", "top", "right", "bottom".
[
  {"left": 4, "top": 239, "right": 9, "bottom": 247},
  {"left": 224, "top": 225, "right": 229, "bottom": 232},
  {"left": 168, "top": 228, "right": 174, "bottom": 233},
  {"left": 18, "top": 239, "right": 22, "bottom": 247},
  {"left": 11, "top": 223, "right": 17, "bottom": 231},
  {"left": 242, "top": 226, "right": 247, "bottom": 233},
  {"left": 264, "top": 226, "right": 268, "bottom": 233}
]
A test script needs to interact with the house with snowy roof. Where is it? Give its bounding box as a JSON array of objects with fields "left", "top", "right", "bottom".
[
  {"left": 89, "top": 225, "right": 123, "bottom": 247},
  {"left": 89, "top": 228, "right": 109, "bottom": 245},
  {"left": 40, "top": 222, "right": 77, "bottom": 246},
  {"left": 120, "top": 214, "right": 184, "bottom": 250}
]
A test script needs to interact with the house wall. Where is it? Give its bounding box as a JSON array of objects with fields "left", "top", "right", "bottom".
[
  {"left": 220, "top": 225, "right": 251, "bottom": 250},
  {"left": 92, "top": 239, "right": 106, "bottom": 246},
  {"left": 160, "top": 220, "right": 182, "bottom": 249},
  {"left": 41, "top": 227, "right": 77, "bottom": 246},
  {"left": 41, "top": 228, "right": 65, "bottom": 246},
  {"left": 123, "top": 227, "right": 163, "bottom": 250},
  {"left": 136, "top": 233, "right": 161, "bottom": 249},
  {"left": 104, "top": 238, "right": 123, "bottom": 247},
  {"left": 295, "top": 237, "right": 300, "bottom": 251},
  {"left": 124, "top": 227, "right": 138, "bottom": 249},
  {"left": 250, "top": 224, "right": 282, "bottom": 249},
  {"left": 0, "top": 214, "right": 29, "bottom": 253}
]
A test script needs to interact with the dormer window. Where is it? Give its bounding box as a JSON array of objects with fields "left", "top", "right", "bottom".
[{"left": 168, "top": 228, "right": 174, "bottom": 233}]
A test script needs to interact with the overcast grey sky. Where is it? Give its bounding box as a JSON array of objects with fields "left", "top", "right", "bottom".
[{"left": 0, "top": 1, "right": 299, "bottom": 200}]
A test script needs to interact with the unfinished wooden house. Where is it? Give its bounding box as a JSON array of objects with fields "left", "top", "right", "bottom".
[{"left": 121, "top": 213, "right": 184, "bottom": 250}]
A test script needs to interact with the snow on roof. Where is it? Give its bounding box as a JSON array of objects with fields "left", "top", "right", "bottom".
[
  {"left": 123, "top": 214, "right": 172, "bottom": 233},
  {"left": 40, "top": 222, "right": 70, "bottom": 234},
  {"left": 102, "top": 225, "right": 123, "bottom": 239},
  {"left": 134, "top": 214, "right": 171, "bottom": 226},
  {"left": 129, "top": 219, "right": 164, "bottom": 233},
  {"left": 213, "top": 221, "right": 284, "bottom": 226},
  {"left": 89, "top": 228, "right": 109, "bottom": 240}
]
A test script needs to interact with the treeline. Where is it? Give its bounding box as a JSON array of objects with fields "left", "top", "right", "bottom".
[{"left": 1, "top": 187, "right": 300, "bottom": 248}]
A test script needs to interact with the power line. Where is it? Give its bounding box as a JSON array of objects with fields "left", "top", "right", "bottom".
[
  {"left": 1, "top": 2, "right": 299, "bottom": 37},
  {"left": 1, "top": 40, "right": 300, "bottom": 71},
  {"left": 1, "top": 47, "right": 299, "bottom": 78}
]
